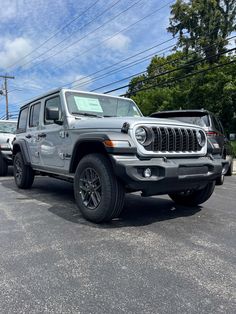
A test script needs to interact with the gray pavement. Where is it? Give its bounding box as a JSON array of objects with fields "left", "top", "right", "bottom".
[{"left": 0, "top": 174, "right": 235, "bottom": 314}]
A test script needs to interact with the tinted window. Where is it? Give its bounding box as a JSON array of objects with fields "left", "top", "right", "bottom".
[
  {"left": 211, "top": 115, "right": 220, "bottom": 131},
  {"left": 17, "top": 107, "right": 29, "bottom": 133},
  {"left": 161, "top": 115, "right": 210, "bottom": 127},
  {"left": 44, "top": 96, "right": 62, "bottom": 124},
  {"left": 29, "top": 103, "right": 41, "bottom": 127}
]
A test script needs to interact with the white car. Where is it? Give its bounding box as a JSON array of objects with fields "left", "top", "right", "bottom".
[{"left": 0, "top": 120, "right": 17, "bottom": 176}]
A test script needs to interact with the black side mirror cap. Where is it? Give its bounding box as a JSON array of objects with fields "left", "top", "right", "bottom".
[{"left": 45, "top": 107, "right": 63, "bottom": 124}]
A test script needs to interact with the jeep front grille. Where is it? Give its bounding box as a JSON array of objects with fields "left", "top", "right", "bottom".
[{"left": 145, "top": 127, "right": 200, "bottom": 152}]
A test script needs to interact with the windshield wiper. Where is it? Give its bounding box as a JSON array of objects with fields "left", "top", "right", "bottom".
[{"left": 71, "top": 112, "right": 103, "bottom": 118}]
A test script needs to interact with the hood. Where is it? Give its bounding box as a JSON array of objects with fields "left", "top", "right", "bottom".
[
  {"left": 0, "top": 133, "right": 15, "bottom": 144},
  {"left": 68, "top": 116, "right": 202, "bottom": 131}
]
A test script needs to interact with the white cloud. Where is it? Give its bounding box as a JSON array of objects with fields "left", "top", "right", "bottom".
[
  {"left": 0, "top": 37, "right": 32, "bottom": 69},
  {"left": 70, "top": 74, "right": 93, "bottom": 91},
  {"left": 105, "top": 34, "right": 131, "bottom": 51}
]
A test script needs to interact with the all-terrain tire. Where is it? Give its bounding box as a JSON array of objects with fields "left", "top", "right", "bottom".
[
  {"left": 74, "top": 153, "right": 125, "bottom": 223},
  {"left": 0, "top": 154, "right": 8, "bottom": 176},
  {"left": 215, "top": 174, "right": 224, "bottom": 185},
  {"left": 168, "top": 181, "right": 215, "bottom": 206},
  {"left": 14, "top": 152, "right": 34, "bottom": 189},
  {"left": 225, "top": 160, "right": 233, "bottom": 176}
]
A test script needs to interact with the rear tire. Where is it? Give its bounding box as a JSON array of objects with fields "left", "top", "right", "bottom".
[
  {"left": 169, "top": 181, "right": 215, "bottom": 206},
  {"left": 216, "top": 174, "right": 224, "bottom": 185},
  {"left": 0, "top": 154, "right": 8, "bottom": 176},
  {"left": 14, "top": 152, "right": 34, "bottom": 189},
  {"left": 226, "top": 160, "right": 233, "bottom": 176},
  {"left": 74, "top": 153, "right": 125, "bottom": 223}
]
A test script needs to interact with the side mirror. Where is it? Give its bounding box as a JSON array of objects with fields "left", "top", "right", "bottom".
[{"left": 45, "top": 107, "right": 62, "bottom": 125}]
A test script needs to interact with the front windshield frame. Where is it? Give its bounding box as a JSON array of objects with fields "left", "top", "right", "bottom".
[
  {"left": 0, "top": 121, "right": 17, "bottom": 134},
  {"left": 65, "top": 91, "right": 142, "bottom": 118}
]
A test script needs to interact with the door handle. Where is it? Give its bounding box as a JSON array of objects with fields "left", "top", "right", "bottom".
[
  {"left": 25, "top": 134, "right": 32, "bottom": 139},
  {"left": 38, "top": 133, "right": 47, "bottom": 138}
]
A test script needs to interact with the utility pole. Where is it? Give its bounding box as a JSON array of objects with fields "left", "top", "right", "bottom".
[{"left": 0, "top": 74, "right": 15, "bottom": 120}]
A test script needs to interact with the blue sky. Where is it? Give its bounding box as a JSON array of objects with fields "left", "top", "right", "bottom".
[{"left": 0, "top": 0, "right": 175, "bottom": 117}]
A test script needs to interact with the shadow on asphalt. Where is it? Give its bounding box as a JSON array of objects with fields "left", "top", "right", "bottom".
[{"left": 1, "top": 176, "right": 201, "bottom": 228}]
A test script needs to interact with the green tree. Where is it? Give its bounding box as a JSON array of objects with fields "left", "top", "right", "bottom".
[{"left": 168, "top": 0, "right": 236, "bottom": 63}]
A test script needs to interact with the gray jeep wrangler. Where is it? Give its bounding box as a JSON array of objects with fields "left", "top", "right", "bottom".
[{"left": 13, "top": 88, "right": 225, "bottom": 223}]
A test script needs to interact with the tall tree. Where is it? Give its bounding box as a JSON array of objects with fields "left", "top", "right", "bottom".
[{"left": 168, "top": 0, "right": 236, "bottom": 63}]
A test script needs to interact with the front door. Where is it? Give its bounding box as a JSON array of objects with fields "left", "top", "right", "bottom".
[{"left": 39, "top": 95, "right": 67, "bottom": 168}]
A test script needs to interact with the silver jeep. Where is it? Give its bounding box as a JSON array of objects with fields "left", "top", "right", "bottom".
[{"left": 13, "top": 88, "right": 225, "bottom": 223}]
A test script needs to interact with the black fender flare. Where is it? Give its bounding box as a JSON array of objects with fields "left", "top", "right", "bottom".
[
  {"left": 69, "top": 132, "right": 136, "bottom": 173},
  {"left": 12, "top": 139, "right": 31, "bottom": 165}
]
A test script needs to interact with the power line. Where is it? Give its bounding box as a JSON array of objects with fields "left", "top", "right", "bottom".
[
  {"left": 16, "top": 0, "right": 143, "bottom": 72},
  {"left": 103, "top": 47, "right": 236, "bottom": 94},
  {"left": 42, "top": 16, "right": 233, "bottom": 91},
  {"left": 73, "top": 44, "right": 174, "bottom": 90},
  {"left": 18, "top": 1, "right": 173, "bottom": 74},
  {"left": 5, "top": 0, "right": 101, "bottom": 71},
  {"left": 90, "top": 35, "right": 236, "bottom": 92},
  {"left": 118, "top": 59, "right": 236, "bottom": 96},
  {"left": 53, "top": 1, "right": 174, "bottom": 72},
  {"left": 64, "top": 38, "right": 177, "bottom": 89}
]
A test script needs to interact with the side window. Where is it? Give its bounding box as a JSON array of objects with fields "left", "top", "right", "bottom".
[
  {"left": 44, "top": 96, "right": 62, "bottom": 124},
  {"left": 219, "top": 120, "right": 224, "bottom": 134},
  {"left": 212, "top": 115, "right": 220, "bottom": 132},
  {"left": 29, "top": 102, "right": 41, "bottom": 128},
  {"left": 17, "top": 107, "right": 29, "bottom": 133}
]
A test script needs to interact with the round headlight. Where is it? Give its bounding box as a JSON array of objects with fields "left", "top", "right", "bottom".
[
  {"left": 135, "top": 127, "right": 147, "bottom": 145},
  {"left": 196, "top": 130, "right": 206, "bottom": 147}
]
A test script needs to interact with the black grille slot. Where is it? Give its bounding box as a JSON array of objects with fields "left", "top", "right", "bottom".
[{"left": 147, "top": 127, "right": 201, "bottom": 152}]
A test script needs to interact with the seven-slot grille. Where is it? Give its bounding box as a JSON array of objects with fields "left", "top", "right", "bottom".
[{"left": 145, "top": 127, "right": 200, "bottom": 152}]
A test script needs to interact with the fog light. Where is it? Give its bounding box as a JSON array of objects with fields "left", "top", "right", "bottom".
[{"left": 143, "top": 168, "right": 152, "bottom": 178}]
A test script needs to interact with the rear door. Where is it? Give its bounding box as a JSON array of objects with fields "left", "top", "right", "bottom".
[{"left": 27, "top": 102, "right": 41, "bottom": 165}]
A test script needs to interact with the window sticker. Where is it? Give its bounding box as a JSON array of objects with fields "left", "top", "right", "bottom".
[{"left": 74, "top": 96, "right": 103, "bottom": 113}]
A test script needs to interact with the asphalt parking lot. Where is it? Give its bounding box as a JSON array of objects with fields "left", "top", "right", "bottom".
[{"left": 0, "top": 173, "right": 235, "bottom": 314}]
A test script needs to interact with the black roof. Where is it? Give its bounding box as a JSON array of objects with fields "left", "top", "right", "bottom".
[{"left": 150, "top": 109, "right": 211, "bottom": 118}]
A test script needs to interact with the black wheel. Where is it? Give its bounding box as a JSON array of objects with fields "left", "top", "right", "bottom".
[
  {"left": 215, "top": 174, "right": 224, "bottom": 185},
  {"left": 169, "top": 181, "right": 215, "bottom": 206},
  {"left": 0, "top": 154, "right": 8, "bottom": 176},
  {"left": 14, "top": 152, "right": 34, "bottom": 189},
  {"left": 225, "top": 160, "right": 233, "bottom": 176},
  {"left": 74, "top": 153, "right": 125, "bottom": 223}
]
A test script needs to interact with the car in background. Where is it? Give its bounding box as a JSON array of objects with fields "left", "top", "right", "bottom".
[
  {"left": 150, "top": 110, "right": 234, "bottom": 177},
  {"left": 0, "top": 120, "right": 17, "bottom": 176}
]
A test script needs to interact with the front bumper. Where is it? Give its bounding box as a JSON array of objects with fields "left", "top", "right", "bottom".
[
  {"left": 0, "top": 150, "right": 13, "bottom": 164},
  {"left": 110, "top": 155, "right": 225, "bottom": 196}
]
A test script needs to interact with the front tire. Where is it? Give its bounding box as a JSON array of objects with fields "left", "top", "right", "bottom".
[
  {"left": 169, "top": 181, "right": 215, "bottom": 206},
  {"left": 74, "top": 153, "right": 125, "bottom": 223},
  {"left": 14, "top": 152, "right": 34, "bottom": 189},
  {"left": 0, "top": 154, "right": 8, "bottom": 176}
]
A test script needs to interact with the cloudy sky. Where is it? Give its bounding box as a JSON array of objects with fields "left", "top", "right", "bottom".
[{"left": 0, "top": 0, "right": 174, "bottom": 117}]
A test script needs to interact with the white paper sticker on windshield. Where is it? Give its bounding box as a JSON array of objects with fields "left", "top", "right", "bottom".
[{"left": 74, "top": 96, "right": 103, "bottom": 113}]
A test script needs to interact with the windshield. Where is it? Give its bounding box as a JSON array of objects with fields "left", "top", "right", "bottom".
[
  {"left": 65, "top": 92, "right": 142, "bottom": 117},
  {"left": 0, "top": 122, "right": 17, "bottom": 134},
  {"left": 165, "top": 115, "right": 210, "bottom": 127}
]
